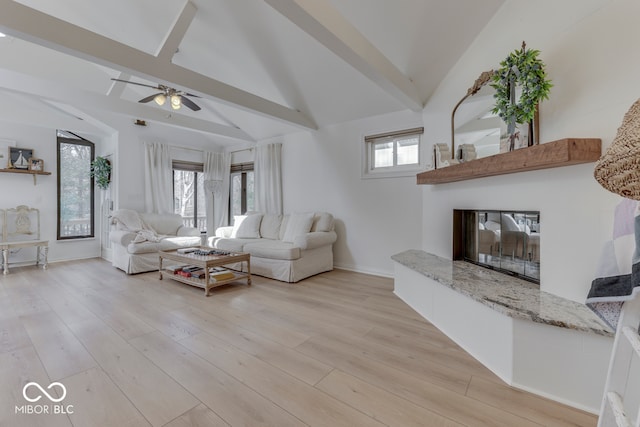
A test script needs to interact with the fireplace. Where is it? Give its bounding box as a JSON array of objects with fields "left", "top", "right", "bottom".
[{"left": 453, "top": 209, "right": 540, "bottom": 283}]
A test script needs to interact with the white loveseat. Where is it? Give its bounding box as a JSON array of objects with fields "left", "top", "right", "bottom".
[
  {"left": 208, "top": 212, "right": 337, "bottom": 282},
  {"left": 110, "top": 209, "right": 202, "bottom": 274}
]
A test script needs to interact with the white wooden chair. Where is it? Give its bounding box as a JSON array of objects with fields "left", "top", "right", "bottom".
[
  {"left": 0, "top": 205, "right": 48, "bottom": 274},
  {"left": 598, "top": 291, "right": 640, "bottom": 426}
]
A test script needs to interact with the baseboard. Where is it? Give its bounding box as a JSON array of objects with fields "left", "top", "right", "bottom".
[
  {"left": 510, "top": 381, "right": 598, "bottom": 415},
  {"left": 333, "top": 263, "right": 393, "bottom": 278}
]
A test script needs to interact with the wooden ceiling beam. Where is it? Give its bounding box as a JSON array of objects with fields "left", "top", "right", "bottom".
[
  {"left": 0, "top": 69, "right": 255, "bottom": 141},
  {"left": 0, "top": 0, "right": 317, "bottom": 130},
  {"left": 265, "top": 0, "right": 423, "bottom": 112}
]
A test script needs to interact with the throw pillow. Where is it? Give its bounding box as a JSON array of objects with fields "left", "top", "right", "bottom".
[
  {"left": 231, "top": 214, "right": 263, "bottom": 238},
  {"left": 282, "top": 212, "right": 315, "bottom": 243}
]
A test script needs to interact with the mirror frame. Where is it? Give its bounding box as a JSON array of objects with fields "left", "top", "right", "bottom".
[{"left": 451, "top": 70, "right": 495, "bottom": 156}]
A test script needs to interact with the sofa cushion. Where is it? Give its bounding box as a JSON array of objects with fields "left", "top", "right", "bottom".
[
  {"left": 127, "top": 235, "right": 201, "bottom": 254},
  {"left": 282, "top": 212, "right": 314, "bottom": 243},
  {"left": 260, "top": 213, "right": 282, "bottom": 240},
  {"left": 213, "top": 237, "right": 262, "bottom": 252},
  {"left": 140, "top": 213, "right": 184, "bottom": 235},
  {"left": 311, "top": 212, "right": 334, "bottom": 232},
  {"left": 279, "top": 215, "right": 290, "bottom": 240},
  {"left": 231, "top": 214, "right": 263, "bottom": 238},
  {"left": 243, "top": 240, "right": 301, "bottom": 260}
]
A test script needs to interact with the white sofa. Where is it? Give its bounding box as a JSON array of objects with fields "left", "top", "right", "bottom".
[
  {"left": 208, "top": 212, "right": 337, "bottom": 282},
  {"left": 110, "top": 209, "right": 202, "bottom": 274}
]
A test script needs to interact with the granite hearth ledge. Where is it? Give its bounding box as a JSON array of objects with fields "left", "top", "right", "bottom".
[{"left": 391, "top": 249, "right": 613, "bottom": 337}]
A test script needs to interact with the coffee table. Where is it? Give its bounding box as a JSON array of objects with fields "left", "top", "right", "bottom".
[{"left": 158, "top": 248, "right": 251, "bottom": 296}]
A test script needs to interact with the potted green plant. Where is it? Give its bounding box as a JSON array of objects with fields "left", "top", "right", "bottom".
[{"left": 90, "top": 156, "right": 111, "bottom": 189}]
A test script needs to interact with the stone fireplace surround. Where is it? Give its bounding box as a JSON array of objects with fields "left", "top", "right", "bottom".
[{"left": 392, "top": 249, "right": 613, "bottom": 413}]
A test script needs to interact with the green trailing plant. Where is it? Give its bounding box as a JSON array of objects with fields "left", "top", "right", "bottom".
[
  {"left": 90, "top": 156, "right": 111, "bottom": 189},
  {"left": 491, "top": 42, "right": 552, "bottom": 131}
]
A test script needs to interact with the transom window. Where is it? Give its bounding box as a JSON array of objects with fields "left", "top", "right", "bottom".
[{"left": 363, "top": 127, "right": 425, "bottom": 178}]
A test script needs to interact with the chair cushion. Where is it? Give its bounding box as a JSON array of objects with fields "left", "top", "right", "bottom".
[{"left": 243, "top": 240, "right": 301, "bottom": 260}]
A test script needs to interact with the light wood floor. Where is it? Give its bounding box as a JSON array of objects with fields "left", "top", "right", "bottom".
[{"left": 0, "top": 259, "right": 597, "bottom": 426}]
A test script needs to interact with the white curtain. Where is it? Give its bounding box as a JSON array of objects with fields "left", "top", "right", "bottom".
[
  {"left": 203, "top": 151, "right": 231, "bottom": 235},
  {"left": 144, "top": 142, "right": 173, "bottom": 214},
  {"left": 255, "top": 143, "right": 283, "bottom": 214}
]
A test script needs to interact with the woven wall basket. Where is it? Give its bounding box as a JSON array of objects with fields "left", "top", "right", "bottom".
[{"left": 594, "top": 98, "right": 640, "bottom": 200}]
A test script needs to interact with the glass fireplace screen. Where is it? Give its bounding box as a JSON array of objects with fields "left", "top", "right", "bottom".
[{"left": 454, "top": 210, "right": 540, "bottom": 283}]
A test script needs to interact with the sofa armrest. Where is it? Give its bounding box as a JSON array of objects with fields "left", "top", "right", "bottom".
[
  {"left": 177, "top": 226, "right": 200, "bottom": 237},
  {"left": 216, "top": 226, "right": 233, "bottom": 238},
  {"left": 293, "top": 231, "right": 337, "bottom": 250},
  {"left": 110, "top": 230, "right": 136, "bottom": 246}
]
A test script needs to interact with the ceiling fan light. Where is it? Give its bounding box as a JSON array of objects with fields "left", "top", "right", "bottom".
[
  {"left": 170, "top": 94, "right": 181, "bottom": 109},
  {"left": 154, "top": 94, "right": 166, "bottom": 106}
]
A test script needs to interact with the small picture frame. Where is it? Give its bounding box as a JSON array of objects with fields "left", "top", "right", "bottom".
[
  {"left": 9, "top": 147, "right": 33, "bottom": 169},
  {"left": 29, "top": 158, "right": 44, "bottom": 172}
]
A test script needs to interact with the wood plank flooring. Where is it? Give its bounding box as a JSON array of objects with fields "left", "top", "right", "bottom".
[{"left": 0, "top": 259, "right": 597, "bottom": 426}]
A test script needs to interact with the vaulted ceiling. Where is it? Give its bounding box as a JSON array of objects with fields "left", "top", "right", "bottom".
[{"left": 0, "top": 0, "right": 504, "bottom": 146}]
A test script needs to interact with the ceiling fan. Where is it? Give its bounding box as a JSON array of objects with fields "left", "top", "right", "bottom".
[{"left": 111, "top": 78, "right": 201, "bottom": 111}]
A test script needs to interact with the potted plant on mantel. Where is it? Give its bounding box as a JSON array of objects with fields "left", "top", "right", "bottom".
[
  {"left": 491, "top": 41, "right": 552, "bottom": 151},
  {"left": 90, "top": 156, "right": 111, "bottom": 189}
]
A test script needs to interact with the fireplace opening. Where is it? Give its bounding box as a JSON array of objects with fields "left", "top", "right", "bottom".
[{"left": 453, "top": 210, "right": 540, "bottom": 283}]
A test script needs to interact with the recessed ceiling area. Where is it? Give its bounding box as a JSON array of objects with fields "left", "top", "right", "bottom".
[{"left": 0, "top": 0, "right": 505, "bottom": 145}]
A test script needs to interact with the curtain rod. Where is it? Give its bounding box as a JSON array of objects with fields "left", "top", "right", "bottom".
[{"left": 166, "top": 143, "right": 254, "bottom": 155}]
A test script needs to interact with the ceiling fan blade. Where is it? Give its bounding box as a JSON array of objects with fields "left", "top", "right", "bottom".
[
  {"left": 139, "top": 93, "right": 162, "bottom": 103},
  {"left": 184, "top": 92, "right": 201, "bottom": 98},
  {"left": 180, "top": 95, "right": 201, "bottom": 111},
  {"left": 110, "top": 78, "right": 160, "bottom": 90}
]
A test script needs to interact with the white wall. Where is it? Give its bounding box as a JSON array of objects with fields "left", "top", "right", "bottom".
[
  {"left": 421, "top": 0, "right": 639, "bottom": 302},
  {"left": 0, "top": 122, "right": 104, "bottom": 263},
  {"left": 277, "top": 110, "right": 424, "bottom": 277}
]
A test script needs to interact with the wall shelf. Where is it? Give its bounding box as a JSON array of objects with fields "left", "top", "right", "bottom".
[
  {"left": 0, "top": 168, "right": 52, "bottom": 185},
  {"left": 417, "top": 138, "right": 602, "bottom": 185}
]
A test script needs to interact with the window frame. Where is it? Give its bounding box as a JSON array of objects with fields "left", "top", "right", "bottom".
[
  {"left": 229, "top": 162, "right": 254, "bottom": 221},
  {"left": 57, "top": 133, "right": 95, "bottom": 240},
  {"left": 172, "top": 160, "right": 206, "bottom": 232},
  {"left": 362, "top": 127, "right": 426, "bottom": 179}
]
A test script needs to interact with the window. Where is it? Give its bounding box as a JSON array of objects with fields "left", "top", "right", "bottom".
[
  {"left": 363, "top": 127, "right": 425, "bottom": 178},
  {"left": 57, "top": 130, "right": 95, "bottom": 240},
  {"left": 172, "top": 161, "right": 206, "bottom": 232},
  {"left": 230, "top": 162, "right": 254, "bottom": 218}
]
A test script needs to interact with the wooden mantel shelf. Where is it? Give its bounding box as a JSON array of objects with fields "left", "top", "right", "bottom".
[
  {"left": 417, "top": 138, "right": 602, "bottom": 185},
  {"left": 0, "top": 168, "right": 52, "bottom": 185}
]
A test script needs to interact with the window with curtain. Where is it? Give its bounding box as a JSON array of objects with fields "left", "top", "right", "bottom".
[
  {"left": 172, "top": 160, "right": 206, "bottom": 232},
  {"left": 230, "top": 162, "right": 254, "bottom": 217},
  {"left": 363, "top": 127, "right": 425, "bottom": 178},
  {"left": 57, "top": 130, "right": 95, "bottom": 240}
]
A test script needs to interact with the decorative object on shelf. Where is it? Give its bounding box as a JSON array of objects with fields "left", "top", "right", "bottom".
[
  {"left": 491, "top": 41, "right": 552, "bottom": 151},
  {"left": 90, "top": 156, "right": 111, "bottom": 189},
  {"left": 28, "top": 158, "right": 43, "bottom": 172},
  {"left": 0, "top": 139, "right": 15, "bottom": 169},
  {"left": 8, "top": 147, "right": 33, "bottom": 169},
  {"left": 594, "top": 98, "right": 640, "bottom": 199},
  {"left": 457, "top": 144, "right": 477, "bottom": 162},
  {"left": 433, "top": 143, "right": 458, "bottom": 169}
]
